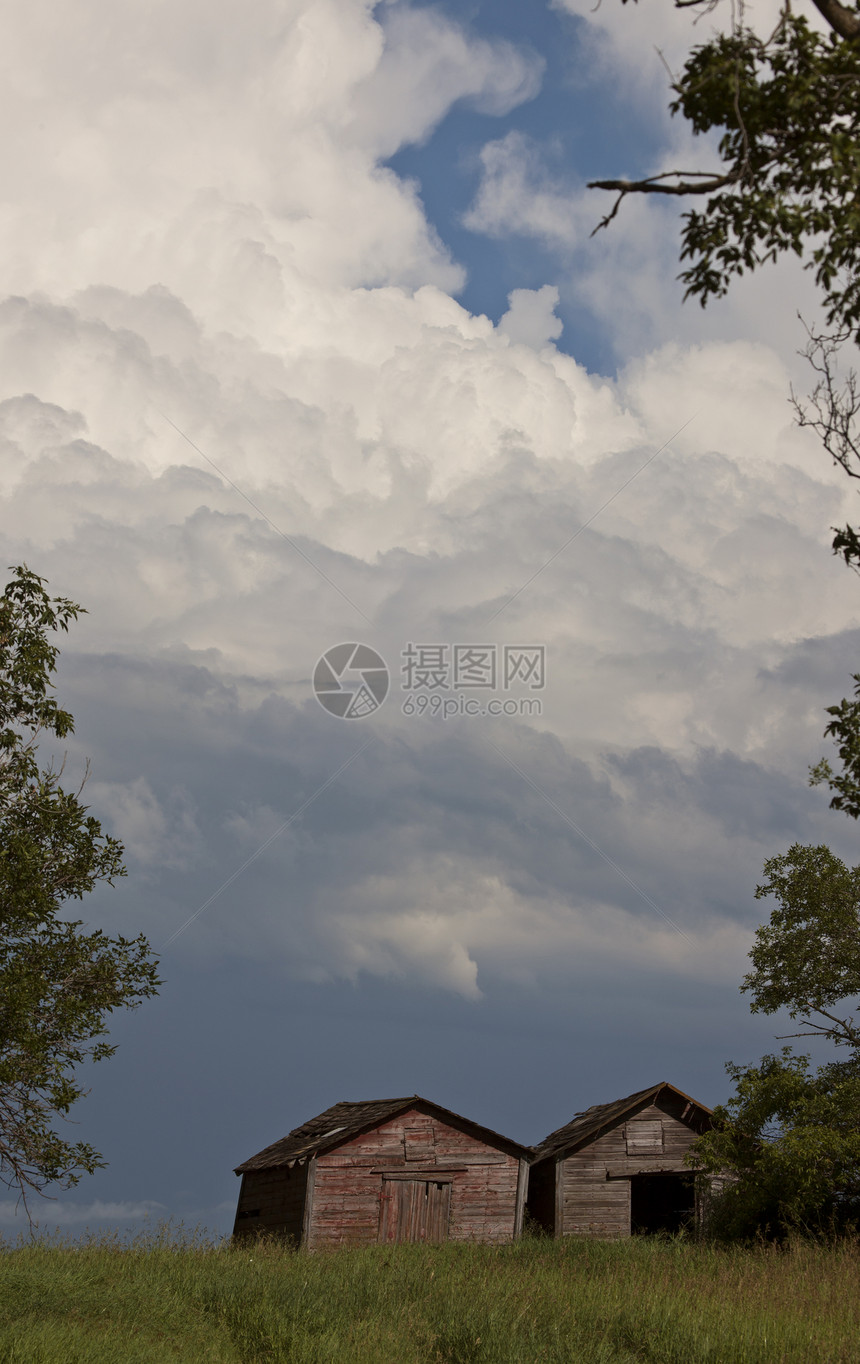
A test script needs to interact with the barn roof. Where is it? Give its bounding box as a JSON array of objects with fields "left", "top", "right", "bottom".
[
  {"left": 531, "top": 1082, "right": 713, "bottom": 1165},
  {"left": 235, "top": 1096, "right": 531, "bottom": 1173}
]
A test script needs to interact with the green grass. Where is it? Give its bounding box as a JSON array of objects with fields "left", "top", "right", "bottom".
[{"left": 1, "top": 1231, "right": 858, "bottom": 1363}]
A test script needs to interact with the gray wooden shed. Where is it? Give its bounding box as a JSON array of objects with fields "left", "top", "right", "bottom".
[{"left": 527, "top": 1082, "right": 714, "bottom": 1238}]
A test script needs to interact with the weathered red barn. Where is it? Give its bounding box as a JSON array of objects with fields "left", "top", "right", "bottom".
[
  {"left": 233, "top": 1096, "right": 531, "bottom": 1247},
  {"left": 527, "top": 1082, "right": 714, "bottom": 1238}
]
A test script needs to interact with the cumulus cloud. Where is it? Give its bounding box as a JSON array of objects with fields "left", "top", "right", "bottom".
[
  {"left": 348, "top": 3, "right": 544, "bottom": 156},
  {"left": 0, "top": 0, "right": 538, "bottom": 321},
  {"left": 499, "top": 285, "right": 564, "bottom": 350},
  {"left": 464, "top": 132, "right": 585, "bottom": 250},
  {"left": 2, "top": 285, "right": 854, "bottom": 999},
  {"left": 0, "top": 0, "right": 856, "bottom": 1010}
]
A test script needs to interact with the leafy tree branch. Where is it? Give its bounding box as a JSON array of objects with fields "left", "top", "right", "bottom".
[
  {"left": 689, "top": 844, "right": 860, "bottom": 1236},
  {"left": 589, "top": 0, "right": 860, "bottom": 339},
  {"left": 0, "top": 566, "right": 160, "bottom": 1215},
  {"left": 746, "top": 845, "right": 860, "bottom": 1046}
]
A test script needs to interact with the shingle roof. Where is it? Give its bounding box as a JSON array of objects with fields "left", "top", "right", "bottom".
[
  {"left": 532, "top": 1082, "right": 713, "bottom": 1164},
  {"left": 235, "top": 1096, "right": 531, "bottom": 1173}
]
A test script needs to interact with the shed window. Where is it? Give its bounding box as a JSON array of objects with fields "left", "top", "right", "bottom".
[
  {"left": 626, "top": 1119, "right": 663, "bottom": 1154},
  {"left": 404, "top": 1127, "right": 434, "bottom": 1161}
]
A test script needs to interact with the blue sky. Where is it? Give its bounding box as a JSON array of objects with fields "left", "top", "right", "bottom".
[{"left": 0, "top": 0, "right": 856, "bottom": 1239}]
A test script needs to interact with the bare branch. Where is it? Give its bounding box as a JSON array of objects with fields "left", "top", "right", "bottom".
[
  {"left": 588, "top": 170, "right": 739, "bottom": 234},
  {"left": 791, "top": 320, "right": 860, "bottom": 481},
  {"left": 776, "top": 1002, "right": 860, "bottom": 1048},
  {"left": 667, "top": 0, "right": 857, "bottom": 37}
]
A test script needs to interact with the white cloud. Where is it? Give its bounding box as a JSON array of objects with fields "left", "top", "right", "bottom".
[
  {"left": 0, "top": 0, "right": 540, "bottom": 331},
  {"left": 2, "top": 276, "right": 855, "bottom": 996},
  {"left": 464, "top": 131, "right": 586, "bottom": 249},
  {"left": 348, "top": 4, "right": 544, "bottom": 156},
  {"left": 499, "top": 285, "right": 564, "bottom": 350}
]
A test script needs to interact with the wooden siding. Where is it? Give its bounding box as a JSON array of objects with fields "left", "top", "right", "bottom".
[
  {"left": 559, "top": 1101, "right": 701, "bottom": 1239},
  {"left": 232, "top": 1163, "right": 308, "bottom": 1241},
  {"left": 307, "top": 1108, "right": 524, "bottom": 1248},
  {"left": 513, "top": 1159, "right": 528, "bottom": 1237}
]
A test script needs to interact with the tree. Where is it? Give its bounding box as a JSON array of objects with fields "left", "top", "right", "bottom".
[
  {"left": 591, "top": 0, "right": 860, "bottom": 567},
  {"left": 791, "top": 323, "right": 860, "bottom": 570},
  {"left": 590, "top": 0, "right": 860, "bottom": 342},
  {"left": 809, "top": 675, "right": 860, "bottom": 817},
  {"left": 0, "top": 566, "right": 160, "bottom": 1211},
  {"left": 690, "top": 1049, "right": 860, "bottom": 1238},
  {"left": 689, "top": 845, "right": 860, "bottom": 1236},
  {"left": 745, "top": 844, "right": 860, "bottom": 1049},
  {"left": 587, "top": 0, "right": 860, "bottom": 1234}
]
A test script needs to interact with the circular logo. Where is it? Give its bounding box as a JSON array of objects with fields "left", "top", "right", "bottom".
[{"left": 313, "top": 643, "right": 389, "bottom": 719}]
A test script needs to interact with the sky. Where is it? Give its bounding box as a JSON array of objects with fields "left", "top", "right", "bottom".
[{"left": 1, "top": 0, "right": 858, "bottom": 1239}]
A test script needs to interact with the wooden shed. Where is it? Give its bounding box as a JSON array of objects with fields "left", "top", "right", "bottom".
[
  {"left": 233, "top": 1096, "right": 531, "bottom": 1247},
  {"left": 527, "top": 1082, "right": 714, "bottom": 1238}
]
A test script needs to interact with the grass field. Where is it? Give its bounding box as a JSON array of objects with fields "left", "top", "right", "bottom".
[{"left": 1, "top": 1231, "right": 857, "bottom": 1363}]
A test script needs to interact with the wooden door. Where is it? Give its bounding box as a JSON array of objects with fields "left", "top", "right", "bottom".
[{"left": 379, "top": 1178, "right": 451, "bottom": 1243}]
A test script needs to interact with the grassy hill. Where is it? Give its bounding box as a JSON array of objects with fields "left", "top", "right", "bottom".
[{"left": 1, "top": 1231, "right": 857, "bottom": 1362}]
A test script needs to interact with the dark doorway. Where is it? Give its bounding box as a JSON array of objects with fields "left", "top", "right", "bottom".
[{"left": 630, "top": 1174, "right": 695, "bottom": 1235}]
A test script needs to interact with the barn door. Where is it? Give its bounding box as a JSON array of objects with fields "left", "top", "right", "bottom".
[{"left": 379, "top": 1178, "right": 451, "bottom": 1243}]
